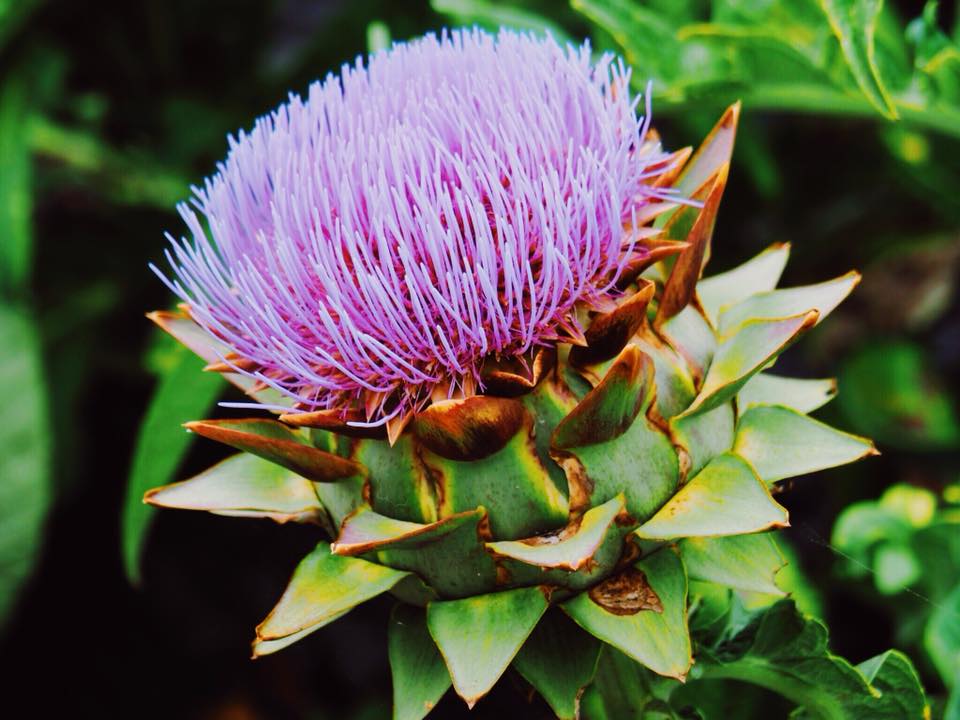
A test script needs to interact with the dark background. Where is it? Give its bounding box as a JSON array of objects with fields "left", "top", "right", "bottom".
[{"left": 1, "top": 1, "right": 958, "bottom": 717}]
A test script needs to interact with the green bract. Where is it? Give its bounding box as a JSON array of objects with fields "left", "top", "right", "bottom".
[{"left": 147, "top": 106, "right": 880, "bottom": 717}]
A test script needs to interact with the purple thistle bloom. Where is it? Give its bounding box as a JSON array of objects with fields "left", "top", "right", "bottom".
[{"left": 156, "top": 28, "right": 680, "bottom": 425}]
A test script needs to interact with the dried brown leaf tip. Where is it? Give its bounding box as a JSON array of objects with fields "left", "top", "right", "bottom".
[
  {"left": 656, "top": 165, "right": 729, "bottom": 327},
  {"left": 185, "top": 418, "right": 364, "bottom": 482},
  {"left": 279, "top": 407, "right": 387, "bottom": 439},
  {"left": 571, "top": 281, "right": 655, "bottom": 367},
  {"left": 553, "top": 345, "right": 655, "bottom": 449},
  {"left": 413, "top": 396, "right": 527, "bottom": 461},
  {"left": 480, "top": 347, "right": 555, "bottom": 396},
  {"left": 588, "top": 566, "right": 663, "bottom": 616}
]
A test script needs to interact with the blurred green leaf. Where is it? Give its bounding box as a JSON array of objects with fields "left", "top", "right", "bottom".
[
  {"left": 0, "top": 69, "right": 32, "bottom": 297},
  {"left": 817, "top": 0, "right": 898, "bottom": 118},
  {"left": 833, "top": 502, "right": 908, "bottom": 575},
  {"left": 122, "top": 338, "right": 224, "bottom": 584},
  {"left": 578, "top": 8, "right": 676, "bottom": 90},
  {"left": 838, "top": 341, "right": 960, "bottom": 451},
  {"left": 831, "top": 483, "right": 939, "bottom": 591},
  {"left": 908, "top": 2, "right": 960, "bottom": 100},
  {"left": 0, "top": 0, "right": 41, "bottom": 50},
  {"left": 874, "top": 543, "right": 922, "bottom": 594},
  {"left": 948, "top": 680, "right": 960, "bottom": 720},
  {"left": 28, "top": 118, "right": 188, "bottom": 209},
  {"left": 0, "top": 306, "right": 50, "bottom": 628},
  {"left": 432, "top": 0, "right": 571, "bottom": 42},
  {"left": 925, "top": 583, "right": 960, "bottom": 688},
  {"left": 366, "top": 20, "right": 391, "bottom": 53}
]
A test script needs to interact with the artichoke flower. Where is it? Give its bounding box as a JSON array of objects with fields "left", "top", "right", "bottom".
[{"left": 145, "top": 29, "right": 876, "bottom": 718}]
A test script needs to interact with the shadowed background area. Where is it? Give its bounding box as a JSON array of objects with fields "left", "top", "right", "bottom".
[{"left": 0, "top": 1, "right": 958, "bottom": 717}]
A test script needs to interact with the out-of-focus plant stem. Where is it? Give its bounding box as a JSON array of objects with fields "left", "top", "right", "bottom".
[{"left": 28, "top": 117, "right": 189, "bottom": 208}]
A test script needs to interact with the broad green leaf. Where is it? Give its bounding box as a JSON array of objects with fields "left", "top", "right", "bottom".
[
  {"left": 925, "top": 583, "right": 960, "bottom": 687},
  {"left": 697, "top": 600, "right": 926, "bottom": 719},
  {"left": 428, "top": 586, "right": 548, "bottom": 706},
  {"left": 0, "top": 307, "right": 50, "bottom": 627},
  {"left": 635, "top": 453, "right": 788, "bottom": 539},
  {"left": 854, "top": 651, "right": 928, "bottom": 720},
  {"left": 487, "top": 494, "right": 626, "bottom": 571},
  {"left": 717, "top": 272, "right": 860, "bottom": 334},
  {"left": 684, "top": 312, "right": 817, "bottom": 416},
  {"left": 737, "top": 373, "right": 837, "bottom": 414},
  {"left": 734, "top": 405, "right": 877, "bottom": 483},
  {"left": 513, "top": 609, "right": 602, "bottom": 720},
  {"left": 818, "top": 0, "right": 899, "bottom": 118},
  {"left": 679, "top": 533, "right": 786, "bottom": 595},
  {"left": 838, "top": 341, "right": 960, "bottom": 450},
  {"left": 563, "top": 547, "right": 691, "bottom": 680},
  {"left": 144, "top": 453, "right": 323, "bottom": 522},
  {"left": 0, "top": 69, "right": 31, "bottom": 296},
  {"left": 389, "top": 605, "right": 451, "bottom": 720},
  {"left": 256, "top": 542, "right": 407, "bottom": 641},
  {"left": 697, "top": 243, "right": 791, "bottom": 325},
  {"left": 122, "top": 340, "right": 223, "bottom": 584}
]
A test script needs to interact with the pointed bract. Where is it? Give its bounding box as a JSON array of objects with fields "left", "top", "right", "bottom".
[
  {"left": 389, "top": 605, "right": 451, "bottom": 720},
  {"left": 563, "top": 548, "right": 692, "bottom": 680},
  {"left": 257, "top": 543, "right": 407, "bottom": 642},
  {"left": 428, "top": 586, "right": 549, "bottom": 707},
  {"left": 185, "top": 418, "right": 364, "bottom": 483},
  {"left": 635, "top": 453, "right": 789, "bottom": 539},
  {"left": 735, "top": 406, "right": 878, "bottom": 484},
  {"left": 144, "top": 453, "right": 323, "bottom": 522}
]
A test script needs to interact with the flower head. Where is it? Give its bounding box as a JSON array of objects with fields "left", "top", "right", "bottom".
[{"left": 156, "top": 28, "right": 680, "bottom": 424}]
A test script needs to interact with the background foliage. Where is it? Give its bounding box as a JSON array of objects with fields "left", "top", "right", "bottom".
[{"left": 0, "top": 0, "right": 958, "bottom": 717}]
